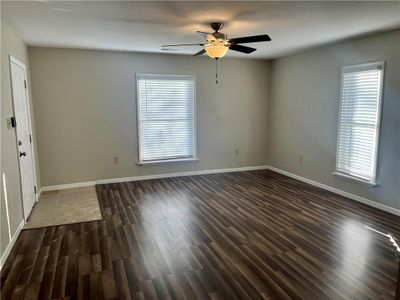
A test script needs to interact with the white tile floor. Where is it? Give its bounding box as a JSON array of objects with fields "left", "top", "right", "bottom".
[{"left": 24, "top": 186, "right": 102, "bottom": 229}]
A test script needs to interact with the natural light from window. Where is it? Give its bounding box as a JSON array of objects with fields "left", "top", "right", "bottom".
[
  {"left": 136, "top": 74, "right": 196, "bottom": 164},
  {"left": 335, "top": 61, "right": 384, "bottom": 185}
]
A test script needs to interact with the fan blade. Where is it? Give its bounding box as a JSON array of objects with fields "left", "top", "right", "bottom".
[
  {"left": 229, "top": 44, "right": 256, "bottom": 54},
  {"left": 229, "top": 34, "right": 271, "bottom": 44},
  {"left": 196, "top": 31, "right": 213, "bottom": 39},
  {"left": 161, "top": 43, "right": 204, "bottom": 47},
  {"left": 193, "top": 49, "right": 206, "bottom": 56},
  {"left": 196, "top": 31, "right": 212, "bottom": 35}
]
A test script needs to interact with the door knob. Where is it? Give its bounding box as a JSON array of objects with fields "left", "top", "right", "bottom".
[{"left": 19, "top": 151, "right": 27, "bottom": 157}]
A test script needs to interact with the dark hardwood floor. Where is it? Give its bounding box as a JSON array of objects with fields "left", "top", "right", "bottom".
[{"left": 1, "top": 170, "right": 399, "bottom": 299}]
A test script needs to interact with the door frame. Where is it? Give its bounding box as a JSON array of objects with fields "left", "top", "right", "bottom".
[{"left": 9, "top": 55, "right": 39, "bottom": 221}]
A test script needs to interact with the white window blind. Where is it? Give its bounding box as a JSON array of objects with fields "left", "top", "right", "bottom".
[
  {"left": 136, "top": 74, "right": 196, "bottom": 164},
  {"left": 335, "top": 62, "right": 384, "bottom": 184}
]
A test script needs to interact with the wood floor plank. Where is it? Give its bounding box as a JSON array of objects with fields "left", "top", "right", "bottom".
[{"left": 1, "top": 170, "right": 399, "bottom": 299}]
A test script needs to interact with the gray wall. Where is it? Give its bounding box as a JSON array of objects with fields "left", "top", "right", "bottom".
[
  {"left": 268, "top": 29, "right": 400, "bottom": 210},
  {"left": 28, "top": 48, "right": 270, "bottom": 186},
  {"left": 0, "top": 21, "right": 40, "bottom": 258},
  {"left": 24, "top": 29, "right": 400, "bottom": 213}
]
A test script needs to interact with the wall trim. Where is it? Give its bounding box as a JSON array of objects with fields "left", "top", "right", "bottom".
[
  {"left": 96, "top": 165, "right": 269, "bottom": 184},
  {"left": 0, "top": 220, "right": 24, "bottom": 270},
  {"left": 266, "top": 166, "right": 400, "bottom": 217},
  {"left": 41, "top": 181, "right": 97, "bottom": 191},
  {"left": 41, "top": 165, "right": 269, "bottom": 190},
  {"left": 39, "top": 164, "right": 399, "bottom": 216}
]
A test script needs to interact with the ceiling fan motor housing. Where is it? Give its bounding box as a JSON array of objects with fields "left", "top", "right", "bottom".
[
  {"left": 211, "top": 32, "right": 226, "bottom": 40},
  {"left": 208, "top": 23, "right": 227, "bottom": 44}
]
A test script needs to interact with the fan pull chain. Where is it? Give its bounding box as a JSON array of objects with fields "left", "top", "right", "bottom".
[{"left": 215, "top": 59, "right": 218, "bottom": 84}]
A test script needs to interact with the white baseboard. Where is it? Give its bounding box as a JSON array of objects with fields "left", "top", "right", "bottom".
[
  {"left": 39, "top": 164, "right": 399, "bottom": 216},
  {"left": 96, "top": 165, "right": 269, "bottom": 184},
  {"left": 41, "top": 165, "right": 269, "bottom": 190},
  {"left": 266, "top": 166, "right": 400, "bottom": 217},
  {"left": 0, "top": 220, "right": 24, "bottom": 270},
  {"left": 41, "top": 180, "right": 97, "bottom": 191}
]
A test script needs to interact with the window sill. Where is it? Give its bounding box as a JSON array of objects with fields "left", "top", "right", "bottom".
[
  {"left": 332, "top": 171, "right": 378, "bottom": 187},
  {"left": 138, "top": 157, "right": 199, "bottom": 166}
]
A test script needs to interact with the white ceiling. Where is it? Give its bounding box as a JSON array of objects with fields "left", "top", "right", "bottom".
[{"left": 2, "top": 1, "right": 400, "bottom": 59}]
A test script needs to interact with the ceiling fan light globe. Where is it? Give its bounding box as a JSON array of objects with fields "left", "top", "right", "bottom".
[{"left": 205, "top": 44, "right": 228, "bottom": 59}]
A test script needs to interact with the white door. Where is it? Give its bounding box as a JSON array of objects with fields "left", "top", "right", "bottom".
[{"left": 10, "top": 56, "right": 36, "bottom": 219}]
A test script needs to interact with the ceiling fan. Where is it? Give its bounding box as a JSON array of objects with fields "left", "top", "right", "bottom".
[{"left": 161, "top": 22, "right": 271, "bottom": 60}]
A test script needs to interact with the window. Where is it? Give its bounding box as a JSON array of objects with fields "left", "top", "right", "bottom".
[
  {"left": 335, "top": 61, "right": 384, "bottom": 185},
  {"left": 136, "top": 74, "right": 196, "bottom": 164}
]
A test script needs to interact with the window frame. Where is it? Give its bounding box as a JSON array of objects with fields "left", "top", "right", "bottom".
[
  {"left": 333, "top": 61, "right": 385, "bottom": 186},
  {"left": 136, "top": 73, "right": 198, "bottom": 165}
]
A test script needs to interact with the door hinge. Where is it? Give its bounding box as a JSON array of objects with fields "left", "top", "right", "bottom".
[
  {"left": 34, "top": 186, "right": 37, "bottom": 194},
  {"left": 24, "top": 80, "right": 27, "bottom": 89},
  {"left": 29, "top": 134, "right": 32, "bottom": 143},
  {"left": 8, "top": 117, "right": 17, "bottom": 128}
]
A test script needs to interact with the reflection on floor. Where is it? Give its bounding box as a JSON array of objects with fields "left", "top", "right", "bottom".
[{"left": 24, "top": 186, "right": 102, "bottom": 229}]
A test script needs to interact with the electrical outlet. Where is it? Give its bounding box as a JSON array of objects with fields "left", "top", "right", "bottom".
[
  {"left": 298, "top": 155, "right": 303, "bottom": 163},
  {"left": 235, "top": 149, "right": 239, "bottom": 155},
  {"left": 113, "top": 156, "right": 119, "bottom": 164}
]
